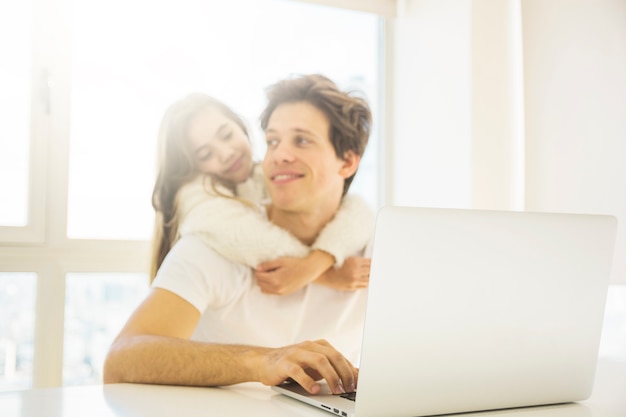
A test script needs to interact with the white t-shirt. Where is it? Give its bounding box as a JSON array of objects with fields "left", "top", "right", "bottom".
[{"left": 152, "top": 235, "right": 369, "bottom": 364}]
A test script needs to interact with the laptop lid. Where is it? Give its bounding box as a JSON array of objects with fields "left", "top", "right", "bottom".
[
  {"left": 354, "top": 206, "right": 617, "bottom": 417},
  {"left": 273, "top": 207, "right": 617, "bottom": 417}
]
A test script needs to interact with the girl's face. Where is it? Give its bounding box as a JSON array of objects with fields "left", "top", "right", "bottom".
[{"left": 187, "top": 107, "right": 253, "bottom": 185}]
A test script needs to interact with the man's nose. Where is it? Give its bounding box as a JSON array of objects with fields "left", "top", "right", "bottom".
[{"left": 270, "top": 142, "right": 294, "bottom": 164}]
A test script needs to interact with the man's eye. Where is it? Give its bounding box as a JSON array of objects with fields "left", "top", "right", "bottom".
[{"left": 295, "top": 136, "right": 310, "bottom": 145}]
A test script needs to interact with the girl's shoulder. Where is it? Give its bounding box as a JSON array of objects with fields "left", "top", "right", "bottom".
[
  {"left": 177, "top": 175, "right": 234, "bottom": 213},
  {"left": 183, "top": 175, "right": 234, "bottom": 195}
]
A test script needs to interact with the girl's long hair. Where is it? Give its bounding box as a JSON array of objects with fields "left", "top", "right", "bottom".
[{"left": 149, "top": 94, "right": 249, "bottom": 280}]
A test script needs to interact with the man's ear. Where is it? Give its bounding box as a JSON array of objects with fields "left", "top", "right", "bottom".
[{"left": 339, "top": 150, "right": 361, "bottom": 179}]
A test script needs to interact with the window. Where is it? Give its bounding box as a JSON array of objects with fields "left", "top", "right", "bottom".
[
  {"left": 0, "top": 1, "right": 32, "bottom": 228},
  {"left": 63, "top": 273, "right": 148, "bottom": 386},
  {"left": 0, "top": 0, "right": 384, "bottom": 390},
  {"left": 0, "top": 273, "right": 36, "bottom": 391}
]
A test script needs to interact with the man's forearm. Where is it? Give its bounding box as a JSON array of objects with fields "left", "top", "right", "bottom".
[
  {"left": 103, "top": 334, "right": 265, "bottom": 386},
  {"left": 105, "top": 335, "right": 357, "bottom": 395}
]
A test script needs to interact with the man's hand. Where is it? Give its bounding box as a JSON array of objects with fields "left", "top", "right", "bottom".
[
  {"left": 315, "top": 256, "right": 370, "bottom": 291},
  {"left": 255, "top": 339, "right": 358, "bottom": 395}
]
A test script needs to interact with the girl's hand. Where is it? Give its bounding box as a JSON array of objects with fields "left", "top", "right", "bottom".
[
  {"left": 255, "top": 251, "right": 334, "bottom": 295},
  {"left": 315, "top": 256, "right": 370, "bottom": 291},
  {"left": 255, "top": 253, "right": 370, "bottom": 295}
]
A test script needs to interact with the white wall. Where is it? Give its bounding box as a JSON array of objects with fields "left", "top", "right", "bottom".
[
  {"left": 390, "top": 0, "right": 625, "bottom": 283},
  {"left": 391, "top": 0, "right": 523, "bottom": 209},
  {"left": 470, "top": 0, "right": 524, "bottom": 210},
  {"left": 391, "top": 0, "right": 472, "bottom": 208},
  {"left": 522, "top": 0, "right": 626, "bottom": 284}
]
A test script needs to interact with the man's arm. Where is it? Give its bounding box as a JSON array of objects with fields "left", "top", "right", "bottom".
[{"left": 103, "top": 288, "right": 356, "bottom": 394}]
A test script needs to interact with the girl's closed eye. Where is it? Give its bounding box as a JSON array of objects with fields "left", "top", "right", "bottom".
[
  {"left": 222, "top": 128, "right": 233, "bottom": 141},
  {"left": 198, "top": 149, "right": 212, "bottom": 161}
]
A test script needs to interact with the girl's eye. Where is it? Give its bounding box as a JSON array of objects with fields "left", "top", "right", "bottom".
[
  {"left": 198, "top": 151, "right": 212, "bottom": 161},
  {"left": 266, "top": 138, "right": 279, "bottom": 148},
  {"left": 222, "top": 130, "right": 233, "bottom": 141}
]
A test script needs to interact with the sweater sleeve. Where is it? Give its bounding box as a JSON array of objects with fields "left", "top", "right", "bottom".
[
  {"left": 311, "top": 194, "right": 376, "bottom": 266},
  {"left": 177, "top": 177, "right": 310, "bottom": 268}
]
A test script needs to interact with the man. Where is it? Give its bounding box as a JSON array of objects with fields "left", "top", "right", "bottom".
[{"left": 104, "top": 74, "right": 373, "bottom": 396}]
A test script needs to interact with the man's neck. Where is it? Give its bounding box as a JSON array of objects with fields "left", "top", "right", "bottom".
[{"left": 267, "top": 199, "right": 342, "bottom": 246}]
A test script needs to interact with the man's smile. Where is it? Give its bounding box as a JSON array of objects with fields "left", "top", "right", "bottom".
[{"left": 269, "top": 171, "right": 305, "bottom": 184}]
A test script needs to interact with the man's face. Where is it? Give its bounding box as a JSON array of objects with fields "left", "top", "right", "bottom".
[{"left": 262, "top": 101, "right": 358, "bottom": 213}]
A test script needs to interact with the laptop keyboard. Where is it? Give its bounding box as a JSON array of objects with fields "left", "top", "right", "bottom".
[{"left": 339, "top": 391, "right": 357, "bottom": 401}]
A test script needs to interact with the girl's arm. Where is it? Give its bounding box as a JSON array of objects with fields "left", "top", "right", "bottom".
[
  {"left": 311, "top": 194, "right": 376, "bottom": 266},
  {"left": 238, "top": 161, "right": 377, "bottom": 267},
  {"left": 178, "top": 177, "right": 375, "bottom": 295},
  {"left": 255, "top": 254, "right": 371, "bottom": 294},
  {"left": 255, "top": 195, "right": 376, "bottom": 294},
  {"left": 177, "top": 177, "right": 310, "bottom": 267}
]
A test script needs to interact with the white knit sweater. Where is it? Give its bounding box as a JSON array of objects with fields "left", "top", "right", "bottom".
[{"left": 176, "top": 165, "right": 375, "bottom": 267}]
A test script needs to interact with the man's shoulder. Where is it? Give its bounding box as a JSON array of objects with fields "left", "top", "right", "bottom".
[
  {"left": 170, "top": 233, "right": 208, "bottom": 252},
  {"left": 154, "top": 235, "right": 252, "bottom": 310},
  {"left": 157, "top": 236, "right": 253, "bottom": 285},
  {"left": 167, "top": 235, "right": 249, "bottom": 271}
]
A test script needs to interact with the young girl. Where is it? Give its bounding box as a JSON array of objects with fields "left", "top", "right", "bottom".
[{"left": 150, "top": 93, "right": 374, "bottom": 295}]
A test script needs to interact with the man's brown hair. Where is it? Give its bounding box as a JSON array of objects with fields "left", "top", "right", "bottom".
[{"left": 260, "top": 74, "right": 372, "bottom": 195}]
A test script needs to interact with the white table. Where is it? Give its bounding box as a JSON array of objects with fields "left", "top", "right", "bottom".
[{"left": 1, "top": 358, "right": 625, "bottom": 417}]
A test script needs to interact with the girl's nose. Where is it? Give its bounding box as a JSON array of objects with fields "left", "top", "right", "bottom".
[{"left": 216, "top": 144, "right": 234, "bottom": 163}]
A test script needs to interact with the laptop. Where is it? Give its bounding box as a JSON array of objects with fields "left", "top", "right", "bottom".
[{"left": 272, "top": 206, "right": 618, "bottom": 417}]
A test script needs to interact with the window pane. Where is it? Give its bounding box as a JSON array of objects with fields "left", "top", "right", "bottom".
[
  {"left": 0, "top": 272, "right": 36, "bottom": 391},
  {"left": 0, "top": 1, "right": 32, "bottom": 227},
  {"left": 63, "top": 273, "right": 149, "bottom": 385},
  {"left": 67, "top": 0, "right": 380, "bottom": 240}
]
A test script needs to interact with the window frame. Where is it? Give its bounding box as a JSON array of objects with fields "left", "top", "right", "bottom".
[{"left": 0, "top": 0, "right": 49, "bottom": 244}]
